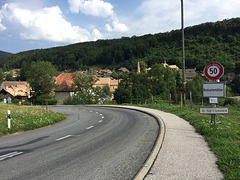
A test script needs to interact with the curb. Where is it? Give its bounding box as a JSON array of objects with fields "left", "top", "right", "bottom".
[{"left": 97, "top": 105, "right": 166, "bottom": 180}]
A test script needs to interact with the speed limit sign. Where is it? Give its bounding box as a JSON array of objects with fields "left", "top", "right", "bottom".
[{"left": 204, "top": 63, "right": 224, "bottom": 80}]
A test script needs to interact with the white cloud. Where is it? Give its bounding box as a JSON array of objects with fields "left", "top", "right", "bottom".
[
  {"left": 68, "top": 0, "right": 114, "bottom": 17},
  {"left": 106, "top": 19, "right": 128, "bottom": 32},
  {"left": 92, "top": 29, "right": 103, "bottom": 40},
  {"left": 125, "top": 0, "right": 240, "bottom": 36},
  {"left": 0, "top": 3, "right": 102, "bottom": 43},
  {"left": 0, "top": 17, "right": 6, "bottom": 31},
  {"left": 68, "top": 0, "right": 128, "bottom": 33}
]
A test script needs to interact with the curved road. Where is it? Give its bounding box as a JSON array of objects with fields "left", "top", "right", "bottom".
[{"left": 0, "top": 106, "right": 159, "bottom": 180}]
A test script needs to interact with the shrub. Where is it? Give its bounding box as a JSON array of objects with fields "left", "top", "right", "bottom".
[
  {"left": 223, "top": 98, "right": 240, "bottom": 106},
  {"left": 0, "top": 94, "right": 3, "bottom": 102},
  {"left": 218, "top": 98, "right": 225, "bottom": 106},
  {"left": 22, "top": 101, "right": 31, "bottom": 105},
  {"left": 36, "top": 94, "right": 58, "bottom": 105},
  {"left": 12, "top": 98, "right": 21, "bottom": 104}
]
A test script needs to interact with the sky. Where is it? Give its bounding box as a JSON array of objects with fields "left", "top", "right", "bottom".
[{"left": 0, "top": 0, "right": 240, "bottom": 53}]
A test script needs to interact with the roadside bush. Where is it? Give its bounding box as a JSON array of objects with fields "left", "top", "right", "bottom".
[
  {"left": 36, "top": 94, "right": 58, "bottom": 105},
  {"left": 63, "top": 95, "right": 83, "bottom": 105},
  {"left": 12, "top": 98, "right": 21, "bottom": 104},
  {"left": 218, "top": 98, "right": 225, "bottom": 106},
  {"left": 223, "top": 98, "right": 240, "bottom": 107},
  {"left": 0, "top": 94, "right": 3, "bottom": 102},
  {"left": 22, "top": 101, "right": 31, "bottom": 106}
]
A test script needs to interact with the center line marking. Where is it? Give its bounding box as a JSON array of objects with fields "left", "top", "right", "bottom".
[
  {"left": 86, "top": 126, "right": 94, "bottom": 130},
  {"left": 56, "top": 135, "right": 72, "bottom": 141},
  {"left": 0, "top": 151, "right": 23, "bottom": 161}
]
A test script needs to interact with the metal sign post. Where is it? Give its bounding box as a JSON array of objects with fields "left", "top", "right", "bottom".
[
  {"left": 176, "top": 88, "right": 185, "bottom": 109},
  {"left": 201, "top": 63, "right": 228, "bottom": 126}
]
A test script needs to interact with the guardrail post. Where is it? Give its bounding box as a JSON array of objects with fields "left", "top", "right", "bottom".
[{"left": 7, "top": 110, "right": 11, "bottom": 129}]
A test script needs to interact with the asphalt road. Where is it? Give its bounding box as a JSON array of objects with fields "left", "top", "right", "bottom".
[{"left": 0, "top": 106, "right": 159, "bottom": 180}]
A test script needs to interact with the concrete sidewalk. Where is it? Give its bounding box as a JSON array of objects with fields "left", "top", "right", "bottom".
[{"left": 122, "top": 106, "right": 224, "bottom": 180}]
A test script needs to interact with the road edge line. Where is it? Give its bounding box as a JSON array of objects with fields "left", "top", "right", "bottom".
[{"left": 96, "top": 105, "right": 166, "bottom": 180}]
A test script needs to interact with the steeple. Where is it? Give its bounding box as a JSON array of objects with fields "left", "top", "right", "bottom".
[{"left": 137, "top": 61, "right": 140, "bottom": 74}]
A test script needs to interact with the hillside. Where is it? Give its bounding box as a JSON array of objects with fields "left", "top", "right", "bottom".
[
  {"left": 0, "top": 18, "right": 239, "bottom": 73},
  {"left": 0, "top": 50, "right": 12, "bottom": 58}
]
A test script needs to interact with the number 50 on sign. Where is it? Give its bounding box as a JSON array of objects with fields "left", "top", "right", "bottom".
[{"left": 204, "top": 63, "right": 224, "bottom": 80}]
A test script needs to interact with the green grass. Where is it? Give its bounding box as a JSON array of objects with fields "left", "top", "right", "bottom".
[
  {"left": 135, "top": 103, "right": 240, "bottom": 180},
  {"left": 0, "top": 103, "right": 66, "bottom": 137}
]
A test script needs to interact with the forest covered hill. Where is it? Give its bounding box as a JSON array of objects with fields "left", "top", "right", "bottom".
[
  {"left": 0, "top": 50, "right": 12, "bottom": 58},
  {"left": 0, "top": 18, "right": 239, "bottom": 73}
]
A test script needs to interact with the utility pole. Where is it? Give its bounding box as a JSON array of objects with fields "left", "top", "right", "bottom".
[
  {"left": 181, "top": 0, "right": 186, "bottom": 105},
  {"left": 118, "top": 70, "right": 120, "bottom": 104}
]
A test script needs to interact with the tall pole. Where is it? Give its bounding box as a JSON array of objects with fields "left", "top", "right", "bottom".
[
  {"left": 181, "top": 0, "right": 186, "bottom": 105},
  {"left": 118, "top": 71, "right": 120, "bottom": 104}
]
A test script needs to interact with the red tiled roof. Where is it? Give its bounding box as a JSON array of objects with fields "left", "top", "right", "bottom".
[
  {"left": 0, "top": 81, "right": 31, "bottom": 97},
  {"left": 56, "top": 80, "right": 75, "bottom": 92},
  {"left": 55, "top": 72, "right": 119, "bottom": 92},
  {"left": 55, "top": 73, "right": 74, "bottom": 86},
  {"left": 98, "top": 69, "right": 112, "bottom": 74},
  {"left": 118, "top": 67, "right": 129, "bottom": 72},
  {"left": 55, "top": 73, "right": 75, "bottom": 92}
]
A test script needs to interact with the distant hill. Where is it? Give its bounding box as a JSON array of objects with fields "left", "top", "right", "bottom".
[
  {"left": 0, "top": 18, "right": 240, "bottom": 73},
  {"left": 0, "top": 50, "right": 12, "bottom": 58}
]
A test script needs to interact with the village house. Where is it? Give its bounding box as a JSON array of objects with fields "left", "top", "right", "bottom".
[
  {"left": 0, "top": 81, "right": 31, "bottom": 101},
  {"left": 97, "top": 69, "right": 112, "bottom": 77},
  {"left": 118, "top": 67, "right": 129, "bottom": 75},
  {"left": 163, "top": 61, "right": 179, "bottom": 70},
  {"left": 93, "top": 77, "right": 118, "bottom": 94},
  {"left": 185, "top": 68, "right": 198, "bottom": 80},
  {"left": 55, "top": 72, "right": 119, "bottom": 104},
  {"left": 54, "top": 72, "right": 78, "bottom": 105}
]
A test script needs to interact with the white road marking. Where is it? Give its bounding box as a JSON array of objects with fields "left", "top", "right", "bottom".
[
  {"left": 102, "top": 116, "right": 104, "bottom": 119},
  {"left": 99, "top": 120, "right": 103, "bottom": 123},
  {"left": 86, "top": 126, "right": 94, "bottom": 130},
  {"left": 0, "top": 151, "right": 23, "bottom": 161},
  {"left": 99, "top": 114, "right": 102, "bottom": 116},
  {"left": 95, "top": 112, "right": 99, "bottom": 114},
  {"left": 56, "top": 135, "right": 72, "bottom": 141}
]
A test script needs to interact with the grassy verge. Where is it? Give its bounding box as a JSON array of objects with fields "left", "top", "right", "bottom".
[
  {"left": 135, "top": 103, "right": 240, "bottom": 180},
  {"left": 0, "top": 103, "right": 66, "bottom": 137}
]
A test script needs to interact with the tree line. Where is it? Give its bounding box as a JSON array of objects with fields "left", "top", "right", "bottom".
[
  {"left": 1, "top": 60, "right": 239, "bottom": 106},
  {"left": 0, "top": 18, "right": 239, "bottom": 74}
]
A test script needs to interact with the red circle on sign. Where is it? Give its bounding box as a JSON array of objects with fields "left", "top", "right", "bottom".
[{"left": 204, "top": 63, "right": 224, "bottom": 80}]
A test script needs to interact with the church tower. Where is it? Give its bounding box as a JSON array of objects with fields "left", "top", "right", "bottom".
[{"left": 137, "top": 61, "right": 140, "bottom": 74}]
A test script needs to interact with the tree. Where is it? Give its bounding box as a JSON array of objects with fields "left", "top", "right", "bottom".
[
  {"left": 234, "top": 61, "right": 240, "bottom": 75},
  {"left": 26, "top": 61, "right": 57, "bottom": 101},
  {"left": 71, "top": 73, "right": 98, "bottom": 104},
  {"left": 231, "top": 74, "right": 240, "bottom": 95},
  {"left": 0, "top": 68, "right": 4, "bottom": 83},
  {"left": 132, "top": 84, "right": 152, "bottom": 104},
  {"left": 113, "top": 85, "right": 132, "bottom": 104},
  {"left": 140, "top": 61, "right": 148, "bottom": 72},
  {"left": 164, "top": 67, "right": 177, "bottom": 102},
  {"left": 5, "top": 73, "right": 15, "bottom": 81},
  {"left": 148, "top": 63, "right": 167, "bottom": 97},
  {"left": 111, "top": 71, "right": 118, "bottom": 79},
  {"left": 94, "top": 85, "right": 112, "bottom": 104},
  {"left": 19, "top": 61, "right": 30, "bottom": 81},
  {"left": 186, "top": 76, "right": 205, "bottom": 103}
]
